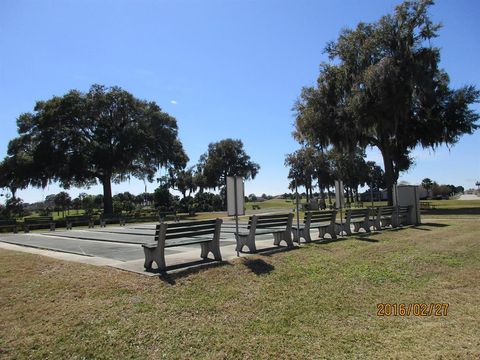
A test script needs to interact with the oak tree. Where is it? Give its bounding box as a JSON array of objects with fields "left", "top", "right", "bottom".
[{"left": 2, "top": 84, "right": 187, "bottom": 214}]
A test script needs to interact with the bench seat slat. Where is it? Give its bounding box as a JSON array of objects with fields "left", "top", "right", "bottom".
[
  {"left": 165, "top": 229, "right": 215, "bottom": 240},
  {"left": 167, "top": 219, "right": 217, "bottom": 228},
  {"left": 166, "top": 223, "right": 218, "bottom": 234}
]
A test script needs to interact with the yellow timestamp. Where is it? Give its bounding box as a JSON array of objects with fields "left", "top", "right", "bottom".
[{"left": 377, "top": 303, "right": 449, "bottom": 317}]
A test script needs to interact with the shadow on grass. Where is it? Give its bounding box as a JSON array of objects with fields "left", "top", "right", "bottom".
[
  {"left": 308, "top": 231, "right": 381, "bottom": 245},
  {"left": 247, "top": 244, "right": 301, "bottom": 257},
  {"left": 354, "top": 236, "right": 380, "bottom": 243},
  {"left": 408, "top": 223, "right": 450, "bottom": 231},
  {"left": 420, "top": 222, "right": 450, "bottom": 227},
  {"left": 151, "top": 259, "right": 233, "bottom": 285},
  {"left": 243, "top": 258, "right": 275, "bottom": 275},
  {"left": 422, "top": 208, "right": 480, "bottom": 216}
]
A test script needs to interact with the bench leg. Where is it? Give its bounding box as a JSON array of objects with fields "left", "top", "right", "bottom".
[
  {"left": 66, "top": 222, "right": 72, "bottom": 230},
  {"left": 342, "top": 223, "right": 357, "bottom": 235},
  {"left": 24, "top": 225, "right": 30, "bottom": 233},
  {"left": 292, "top": 228, "right": 300, "bottom": 243},
  {"left": 353, "top": 223, "right": 361, "bottom": 233},
  {"left": 319, "top": 225, "right": 337, "bottom": 240},
  {"left": 88, "top": 220, "right": 94, "bottom": 228},
  {"left": 100, "top": 220, "right": 106, "bottom": 227},
  {"left": 273, "top": 231, "right": 293, "bottom": 248},
  {"left": 362, "top": 221, "right": 371, "bottom": 233},
  {"left": 301, "top": 228, "right": 312, "bottom": 243},
  {"left": 293, "top": 228, "right": 311, "bottom": 243},
  {"left": 236, "top": 234, "right": 256, "bottom": 253},
  {"left": 328, "top": 224, "right": 337, "bottom": 239},
  {"left": 143, "top": 246, "right": 166, "bottom": 271},
  {"left": 383, "top": 218, "right": 392, "bottom": 228},
  {"left": 318, "top": 227, "right": 327, "bottom": 239},
  {"left": 200, "top": 241, "right": 222, "bottom": 261},
  {"left": 50, "top": 223, "right": 55, "bottom": 231}
]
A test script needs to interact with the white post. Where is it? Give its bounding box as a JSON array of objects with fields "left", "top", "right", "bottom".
[
  {"left": 335, "top": 180, "right": 344, "bottom": 237},
  {"left": 234, "top": 176, "right": 240, "bottom": 257},
  {"left": 295, "top": 178, "right": 300, "bottom": 243}
]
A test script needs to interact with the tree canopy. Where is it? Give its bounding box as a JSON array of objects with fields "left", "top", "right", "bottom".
[
  {"left": 1, "top": 84, "right": 188, "bottom": 214},
  {"left": 197, "top": 138, "right": 260, "bottom": 190},
  {"left": 294, "top": 0, "right": 479, "bottom": 204},
  {"left": 285, "top": 145, "right": 378, "bottom": 202}
]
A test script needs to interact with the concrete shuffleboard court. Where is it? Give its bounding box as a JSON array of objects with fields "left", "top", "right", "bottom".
[{"left": 0, "top": 221, "right": 290, "bottom": 275}]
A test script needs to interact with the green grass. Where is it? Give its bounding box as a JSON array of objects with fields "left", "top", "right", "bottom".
[
  {"left": 1, "top": 218, "right": 479, "bottom": 358},
  {"left": 426, "top": 199, "right": 480, "bottom": 208},
  {"left": 245, "top": 198, "right": 298, "bottom": 210}
]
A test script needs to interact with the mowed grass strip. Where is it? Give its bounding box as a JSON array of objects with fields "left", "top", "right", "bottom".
[{"left": 1, "top": 220, "right": 479, "bottom": 359}]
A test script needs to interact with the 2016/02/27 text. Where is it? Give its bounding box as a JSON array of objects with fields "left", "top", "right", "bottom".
[{"left": 377, "top": 303, "right": 449, "bottom": 317}]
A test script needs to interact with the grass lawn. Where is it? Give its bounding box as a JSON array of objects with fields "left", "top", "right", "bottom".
[
  {"left": 1, "top": 218, "right": 479, "bottom": 358},
  {"left": 245, "top": 198, "right": 297, "bottom": 211}
]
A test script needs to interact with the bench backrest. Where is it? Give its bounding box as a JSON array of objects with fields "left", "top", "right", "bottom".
[
  {"left": 380, "top": 206, "right": 395, "bottom": 216},
  {"left": 24, "top": 216, "right": 53, "bottom": 224},
  {"left": 101, "top": 214, "right": 122, "bottom": 219},
  {"left": 248, "top": 213, "right": 292, "bottom": 230},
  {"left": 344, "top": 208, "right": 369, "bottom": 222},
  {"left": 304, "top": 210, "right": 336, "bottom": 227},
  {"left": 159, "top": 211, "right": 177, "bottom": 220},
  {"left": 156, "top": 219, "right": 220, "bottom": 241},
  {"left": 124, "top": 214, "right": 158, "bottom": 220},
  {"left": 66, "top": 215, "right": 91, "bottom": 221},
  {"left": 369, "top": 206, "right": 395, "bottom": 219},
  {"left": 0, "top": 219, "right": 17, "bottom": 226},
  {"left": 397, "top": 205, "right": 411, "bottom": 214}
]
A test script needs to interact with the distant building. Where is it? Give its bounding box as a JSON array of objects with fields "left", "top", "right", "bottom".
[
  {"left": 360, "top": 185, "right": 429, "bottom": 202},
  {"left": 360, "top": 189, "right": 386, "bottom": 202}
]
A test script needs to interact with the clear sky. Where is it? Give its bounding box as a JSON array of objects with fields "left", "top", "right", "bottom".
[{"left": 1, "top": 0, "right": 479, "bottom": 203}]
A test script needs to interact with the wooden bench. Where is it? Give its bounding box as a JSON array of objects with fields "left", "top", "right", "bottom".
[
  {"left": 23, "top": 216, "right": 55, "bottom": 232},
  {"left": 122, "top": 214, "right": 159, "bottom": 225},
  {"left": 142, "top": 218, "right": 223, "bottom": 271},
  {"left": 370, "top": 206, "right": 396, "bottom": 230},
  {"left": 392, "top": 205, "right": 412, "bottom": 227},
  {"left": 0, "top": 219, "right": 18, "bottom": 233},
  {"left": 338, "top": 208, "right": 371, "bottom": 236},
  {"left": 159, "top": 211, "right": 179, "bottom": 222},
  {"left": 65, "top": 215, "right": 94, "bottom": 230},
  {"left": 292, "top": 210, "right": 337, "bottom": 243},
  {"left": 420, "top": 201, "right": 435, "bottom": 210},
  {"left": 100, "top": 214, "right": 125, "bottom": 227},
  {"left": 236, "top": 213, "right": 293, "bottom": 253}
]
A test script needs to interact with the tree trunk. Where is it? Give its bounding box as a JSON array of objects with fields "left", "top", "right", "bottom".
[
  {"left": 381, "top": 149, "right": 395, "bottom": 206},
  {"left": 102, "top": 174, "right": 114, "bottom": 214}
]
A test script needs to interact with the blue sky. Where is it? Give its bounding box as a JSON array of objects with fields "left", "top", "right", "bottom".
[{"left": 0, "top": 0, "right": 479, "bottom": 203}]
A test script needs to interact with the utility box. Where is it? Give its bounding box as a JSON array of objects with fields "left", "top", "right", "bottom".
[{"left": 394, "top": 185, "right": 421, "bottom": 225}]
